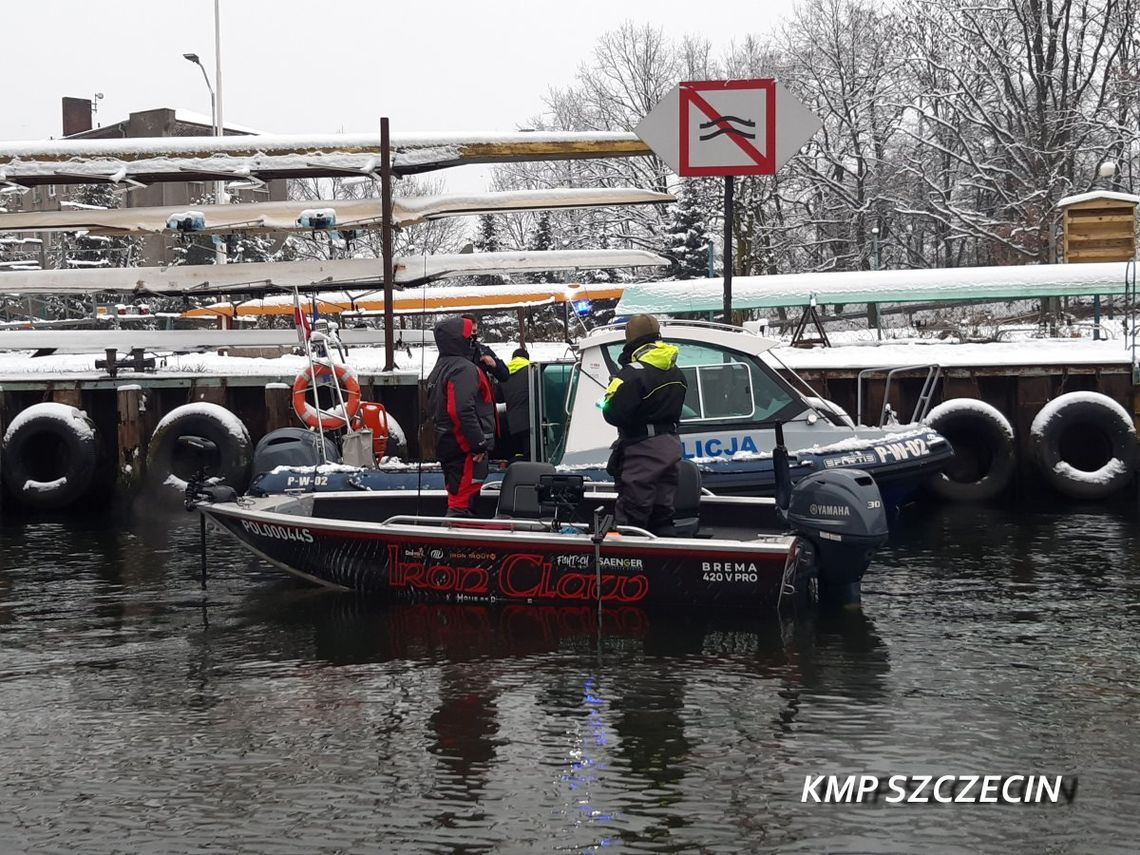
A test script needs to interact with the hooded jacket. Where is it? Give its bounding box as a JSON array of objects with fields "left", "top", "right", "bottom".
[
  {"left": 601, "top": 335, "right": 687, "bottom": 442},
  {"left": 500, "top": 355, "right": 531, "bottom": 435},
  {"left": 426, "top": 317, "right": 496, "bottom": 455}
]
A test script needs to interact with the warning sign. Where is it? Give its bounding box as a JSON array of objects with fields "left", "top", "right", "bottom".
[{"left": 635, "top": 78, "right": 823, "bottom": 178}]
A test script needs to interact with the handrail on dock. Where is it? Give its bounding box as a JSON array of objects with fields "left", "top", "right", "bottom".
[{"left": 856, "top": 364, "right": 942, "bottom": 426}]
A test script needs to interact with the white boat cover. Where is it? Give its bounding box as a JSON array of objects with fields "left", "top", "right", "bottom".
[{"left": 0, "top": 187, "right": 672, "bottom": 235}]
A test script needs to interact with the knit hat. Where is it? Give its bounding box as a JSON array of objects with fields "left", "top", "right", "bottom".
[{"left": 624, "top": 314, "right": 660, "bottom": 343}]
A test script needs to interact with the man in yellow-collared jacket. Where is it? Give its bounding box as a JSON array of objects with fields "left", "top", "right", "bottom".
[
  {"left": 500, "top": 347, "right": 532, "bottom": 460},
  {"left": 601, "top": 315, "right": 687, "bottom": 536}
]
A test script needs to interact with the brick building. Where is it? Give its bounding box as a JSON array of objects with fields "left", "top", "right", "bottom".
[{"left": 18, "top": 98, "right": 288, "bottom": 266}]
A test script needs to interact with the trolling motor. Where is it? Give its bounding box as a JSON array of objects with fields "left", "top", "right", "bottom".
[
  {"left": 773, "top": 422, "right": 889, "bottom": 607},
  {"left": 181, "top": 435, "right": 238, "bottom": 510},
  {"left": 179, "top": 435, "right": 239, "bottom": 590}
]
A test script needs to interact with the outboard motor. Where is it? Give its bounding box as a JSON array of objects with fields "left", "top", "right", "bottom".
[
  {"left": 771, "top": 423, "right": 889, "bottom": 607},
  {"left": 252, "top": 427, "right": 340, "bottom": 478},
  {"left": 785, "top": 470, "right": 889, "bottom": 606}
]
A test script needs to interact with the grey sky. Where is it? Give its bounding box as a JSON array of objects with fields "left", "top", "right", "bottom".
[{"left": 3, "top": 0, "right": 798, "bottom": 192}]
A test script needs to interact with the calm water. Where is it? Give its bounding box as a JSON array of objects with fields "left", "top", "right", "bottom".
[{"left": 1, "top": 501, "right": 1139, "bottom": 854}]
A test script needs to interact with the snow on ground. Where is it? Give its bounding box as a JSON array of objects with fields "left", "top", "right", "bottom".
[
  {"left": 775, "top": 337, "right": 1131, "bottom": 370},
  {"left": 0, "top": 341, "right": 579, "bottom": 381}
]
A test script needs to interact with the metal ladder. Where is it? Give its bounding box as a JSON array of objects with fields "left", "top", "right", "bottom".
[{"left": 856, "top": 364, "right": 943, "bottom": 426}]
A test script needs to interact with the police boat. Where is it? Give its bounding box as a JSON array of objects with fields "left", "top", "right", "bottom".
[
  {"left": 248, "top": 321, "right": 952, "bottom": 512},
  {"left": 188, "top": 424, "right": 891, "bottom": 609}
]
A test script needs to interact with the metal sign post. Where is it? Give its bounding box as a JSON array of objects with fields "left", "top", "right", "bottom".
[
  {"left": 380, "top": 117, "right": 395, "bottom": 372},
  {"left": 636, "top": 79, "right": 822, "bottom": 325},
  {"left": 724, "top": 176, "right": 734, "bottom": 324}
]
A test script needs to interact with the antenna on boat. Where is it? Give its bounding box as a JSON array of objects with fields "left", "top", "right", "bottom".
[
  {"left": 293, "top": 286, "right": 329, "bottom": 464},
  {"left": 415, "top": 257, "right": 428, "bottom": 517},
  {"left": 591, "top": 504, "right": 614, "bottom": 622}
]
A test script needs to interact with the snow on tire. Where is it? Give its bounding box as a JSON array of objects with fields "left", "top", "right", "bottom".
[
  {"left": 1030, "top": 391, "right": 1136, "bottom": 501},
  {"left": 146, "top": 403, "right": 252, "bottom": 498},
  {"left": 923, "top": 398, "right": 1016, "bottom": 502},
  {"left": 1, "top": 402, "right": 100, "bottom": 510}
]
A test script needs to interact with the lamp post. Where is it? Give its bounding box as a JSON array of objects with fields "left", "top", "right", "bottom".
[
  {"left": 183, "top": 0, "right": 226, "bottom": 265},
  {"left": 182, "top": 52, "right": 215, "bottom": 134}
]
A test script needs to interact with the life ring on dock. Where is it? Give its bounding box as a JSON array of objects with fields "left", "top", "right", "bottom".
[
  {"left": 923, "top": 398, "right": 1016, "bottom": 502},
  {"left": 1, "top": 402, "right": 99, "bottom": 510},
  {"left": 146, "top": 403, "right": 252, "bottom": 496},
  {"left": 292, "top": 363, "right": 361, "bottom": 431},
  {"left": 1030, "top": 392, "right": 1136, "bottom": 501}
]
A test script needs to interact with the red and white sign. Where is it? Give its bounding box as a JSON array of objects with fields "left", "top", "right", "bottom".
[
  {"left": 680, "top": 80, "right": 775, "bottom": 176},
  {"left": 636, "top": 78, "right": 823, "bottom": 178}
]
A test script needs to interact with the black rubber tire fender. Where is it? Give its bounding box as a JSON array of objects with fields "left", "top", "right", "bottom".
[
  {"left": 1, "top": 402, "right": 100, "bottom": 510},
  {"left": 1030, "top": 392, "right": 1137, "bottom": 501},
  {"left": 923, "top": 399, "right": 1016, "bottom": 502},
  {"left": 146, "top": 403, "right": 252, "bottom": 496}
]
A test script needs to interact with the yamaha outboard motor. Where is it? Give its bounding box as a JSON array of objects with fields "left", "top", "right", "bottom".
[
  {"left": 772, "top": 423, "right": 889, "bottom": 607},
  {"left": 252, "top": 427, "right": 340, "bottom": 478},
  {"left": 785, "top": 470, "right": 889, "bottom": 606}
]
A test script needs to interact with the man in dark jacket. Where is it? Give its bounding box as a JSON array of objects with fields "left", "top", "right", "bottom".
[
  {"left": 427, "top": 316, "right": 497, "bottom": 516},
  {"left": 601, "top": 314, "right": 687, "bottom": 535},
  {"left": 500, "top": 347, "right": 531, "bottom": 460}
]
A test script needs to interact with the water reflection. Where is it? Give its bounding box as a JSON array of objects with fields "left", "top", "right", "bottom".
[
  {"left": 2, "top": 503, "right": 1138, "bottom": 852},
  {"left": 232, "top": 590, "right": 893, "bottom": 849}
]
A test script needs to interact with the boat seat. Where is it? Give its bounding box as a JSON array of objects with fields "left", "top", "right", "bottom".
[
  {"left": 674, "top": 459, "right": 702, "bottom": 537},
  {"left": 495, "top": 461, "right": 557, "bottom": 519}
]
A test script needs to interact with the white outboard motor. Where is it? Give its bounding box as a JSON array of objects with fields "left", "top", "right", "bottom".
[{"left": 771, "top": 423, "right": 889, "bottom": 607}]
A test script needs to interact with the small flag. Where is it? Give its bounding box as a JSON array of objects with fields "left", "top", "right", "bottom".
[{"left": 292, "top": 290, "right": 311, "bottom": 343}]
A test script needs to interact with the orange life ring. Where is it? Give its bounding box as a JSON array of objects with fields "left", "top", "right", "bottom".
[{"left": 292, "top": 363, "right": 362, "bottom": 430}]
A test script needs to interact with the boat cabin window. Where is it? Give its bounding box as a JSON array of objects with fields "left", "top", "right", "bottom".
[
  {"left": 540, "top": 362, "right": 576, "bottom": 460},
  {"left": 603, "top": 340, "right": 804, "bottom": 424}
]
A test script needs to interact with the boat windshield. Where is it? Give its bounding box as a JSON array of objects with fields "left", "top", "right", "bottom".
[{"left": 603, "top": 340, "right": 806, "bottom": 425}]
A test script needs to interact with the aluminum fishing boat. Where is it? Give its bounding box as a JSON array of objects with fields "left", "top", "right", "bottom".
[{"left": 191, "top": 435, "right": 891, "bottom": 609}]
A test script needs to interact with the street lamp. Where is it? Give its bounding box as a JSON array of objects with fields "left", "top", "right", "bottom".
[
  {"left": 182, "top": 53, "right": 215, "bottom": 134},
  {"left": 183, "top": 51, "right": 226, "bottom": 266}
]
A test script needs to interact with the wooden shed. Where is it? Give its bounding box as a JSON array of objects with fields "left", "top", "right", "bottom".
[{"left": 1058, "top": 190, "right": 1139, "bottom": 263}]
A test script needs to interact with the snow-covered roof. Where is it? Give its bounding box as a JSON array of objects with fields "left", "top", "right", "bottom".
[
  {"left": 0, "top": 187, "right": 673, "bottom": 235},
  {"left": 172, "top": 109, "right": 265, "bottom": 135},
  {"left": 617, "top": 261, "right": 1135, "bottom": 314},
  {"left": 1056, "top": 190, "right": 1140, "bottom": 208}
]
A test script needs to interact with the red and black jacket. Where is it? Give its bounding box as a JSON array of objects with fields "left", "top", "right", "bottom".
[{"left": 426, "top": 317, "right": 496, "bottom": 454}]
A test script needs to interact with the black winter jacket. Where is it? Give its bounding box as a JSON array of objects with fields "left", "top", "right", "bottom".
[
  {"left": 602, "top": 335, "right": 687, "bottom": 442},
  {"left": 426, "top": 317, "right": 496, "bottom": 454},
  {"left": 500, "top": 356, "right": 532, "bottom": 435}
]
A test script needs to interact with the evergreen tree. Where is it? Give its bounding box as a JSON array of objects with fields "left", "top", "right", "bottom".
[
  {"left": 474, "top": 213, "right": 501, "bottom": 253},
  {"left": 473, "top": 213, "right": 504, "bottom": 286},
  {"left": 661, "top": 180, "right": 711, "bottom": 280},
  {"left": 527, "top": 212, "right": 554, "bottom": 283}
]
